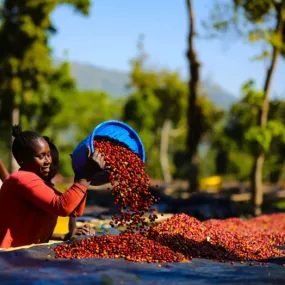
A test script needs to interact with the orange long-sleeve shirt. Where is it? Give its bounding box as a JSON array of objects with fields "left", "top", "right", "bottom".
[{"left": 0, "top": 171, "right": 87, "bottom": 248}]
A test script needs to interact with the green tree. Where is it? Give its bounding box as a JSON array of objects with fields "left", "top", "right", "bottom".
[
  {"left": 266, "top": 99, "right": 285, "bottom": 182},
  {"left": 0, "top": 0, "right": 90, "bottom": 172},
  {"left": 216, "top": 81, "right": 285, "bottom": 183},
  {"left": 208, "top": 0, "right": 285, "bottom": 215}
]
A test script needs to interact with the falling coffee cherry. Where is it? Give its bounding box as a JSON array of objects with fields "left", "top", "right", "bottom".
[{"left": 93, "top": 138, "right": 158, "bottom": 232}]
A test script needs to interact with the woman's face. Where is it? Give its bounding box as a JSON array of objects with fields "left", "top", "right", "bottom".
[{"left": 21, "top": 138, "right": 52, "bottom": 179}]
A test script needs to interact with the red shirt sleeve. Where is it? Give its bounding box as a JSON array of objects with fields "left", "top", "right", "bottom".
[
  {"left": 52, "top": 185, "right": 87, "bottom": 217},
  {"left": 14, "top": 172, "right": 87, "bottom": 217},
  {"left": 70, "top": 195, "right": 87, "bottom": 217}
]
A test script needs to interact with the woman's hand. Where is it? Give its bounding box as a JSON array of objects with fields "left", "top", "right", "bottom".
[
  {"left": 76, "top": 149, "right": 106, "bottom": 185},
  {"left": 88, "top": 150, "right": 106, "bottom": 173},
  {"left": 63, "top": 224, "right": 95, "bottom": 240},
  {"left": 74, "top": 224, "right": 95, "bottom": 236},
  {"left": 84, "top": 150, "right": 105, "bottom": 173},
  {"left": 83, "top": 150, "right": 105, "bottom": 179}
]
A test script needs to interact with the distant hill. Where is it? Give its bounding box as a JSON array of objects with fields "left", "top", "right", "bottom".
[
  {"left": 70, "top": 62, "right": 130, "bottom": 96},
  {"left": 200, "top": 82, "right": 237, "bottom": 110},
  {"left": 65, "top": 60, "right": 237, "bottom": 110}
]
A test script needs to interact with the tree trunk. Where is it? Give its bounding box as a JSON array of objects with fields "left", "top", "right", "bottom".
[
  {"left": 252, "top": 155, "right": 264, "bottom": 215},
  {"left": 160, "top": 119, "right": 172, "bottom": 184},
  {"left": 252, "top": 0, "right": 285, "bottom": 215},
  {"left": 9, "top": 104, "right": 20, "bottom": 173},
  {"left": 186, "top": 0, "right": 201, "bottom": 192}
]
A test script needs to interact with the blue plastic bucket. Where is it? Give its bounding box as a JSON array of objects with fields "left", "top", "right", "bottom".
[{"left": 72, "top": 120, "right": 146, "bottom": 177}]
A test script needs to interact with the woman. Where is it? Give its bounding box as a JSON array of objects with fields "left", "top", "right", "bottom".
[
  {"left": 0, "top": 137, "right": 94, "bottom": 241},
  {"left": 0, "top": 125, "right": 105, "bottom": 248},
  {"left": 42, "top": 136, "right": 94, "bottom": 240}
]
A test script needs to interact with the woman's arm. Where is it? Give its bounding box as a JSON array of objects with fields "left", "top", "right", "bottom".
[
  {"left": 0, "top": 160, "right": 10, "bottom": 182},
  {"left": 16, "top": 151, "right": 105, "bottom": 217},
  {"left": 17, "top": 174, "right": 88, "bottom": 217},
  {"left": 69, "top": 156, "right": 107, "bottom": 217},
  {"left": 70, "top": 195, "right": 87, "bottom": 217},
  {"left": 70, "top": 171, "right": 108, "bottom": 216}
]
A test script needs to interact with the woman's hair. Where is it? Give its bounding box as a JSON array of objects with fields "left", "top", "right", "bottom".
[{"left": 12, "top": 125, "right": 42, "bottom": 163}]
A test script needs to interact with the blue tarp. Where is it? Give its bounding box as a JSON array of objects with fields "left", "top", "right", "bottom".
[{"left": 0, "top": 241, "right": 284, "bottom": 285}]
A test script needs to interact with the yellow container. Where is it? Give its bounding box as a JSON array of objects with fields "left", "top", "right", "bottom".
[
  {"left": 200, "top": 176, "right": 222, "bottom": 192},
  {"left": 53, "top": 216, "right": 69, "bottom": 235},
  {"left": 52, "top": 184, "right": 70, "bottom": 235}
]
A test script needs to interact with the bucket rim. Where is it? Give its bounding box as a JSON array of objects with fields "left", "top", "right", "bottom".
[{"left": 89, "top": 120, "right": 146, "bottom": 162}]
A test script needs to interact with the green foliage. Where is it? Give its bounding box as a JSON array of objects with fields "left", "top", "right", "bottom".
[
  {"left": 219, "top": 79, "right": 285, "bottom": 181},
  {"left": 267, "top": 120, "right": 285, "bottom": 138},
  {"left": 202, "top": 1, "right": 236, "bottom": 35},
  {"left": 265, "top": 106, "right": 285, "bottom": 182},
  {"left": 196, "top": 95, "right": 224, "bottom": 137},
  {"left": 0, "top": 0, "right": 90, "bottom": 165},
  {"left": 21, "top": 62, "right": 75, "bottom": 133},
  {"left": 245, "top": 126, "right": 272, "bottom": 154},
  {"left": 208, "top": 1, "right": 285, "bottom": 55},
  {"left": 242, "top": 0, "right": 285, "bottom": 55},
  {"left": 200, "top": 1, "right": 285, "bottom": 187},
  {"left": 224, "top": 80, "right": 265, "bottom": 154},
  {"left": 59, "top": 0, "right": 90, "bottom": 14},
  {"left": 124, "top": 91, "right": 160, "bottom": 133},
  {"left": 244, "top": 98, "right": 285, "bottom": 155},
  {"left": 241, "top": 80, "right": 264, "bottom": 106},
  {"left": 269, "top": 100, "right": 285, "bottom": 145},
  {"left": 228, "top": 151, "right": 254, "bottom": 181},
  {"left": 250, "top": 49, "right": 271, "bottom": 61},
  {"left": 263, "top": 153, "right": 285, "bottom": 183},
  {"left": 235, "top": 0, "right": 274, "bottom": 23}
]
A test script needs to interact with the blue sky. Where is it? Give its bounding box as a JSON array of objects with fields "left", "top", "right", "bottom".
[{"left": 50, "top": 0, "right": 285, "bottom": 98}]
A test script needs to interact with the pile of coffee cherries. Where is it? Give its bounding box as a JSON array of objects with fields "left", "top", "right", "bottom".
[
  {"left": 54, "top": 213, "right": 285, "bottom": 264},
  {"left": 147, "top": 213, "right": 285, "bottom": 262},
  {"left": 53, "top": 231, "right": 184, "bottom": 262}
]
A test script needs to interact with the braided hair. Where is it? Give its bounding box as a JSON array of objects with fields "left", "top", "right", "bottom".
[{"left": 12, "top": 125, "right": 42, "bottom": 164}]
